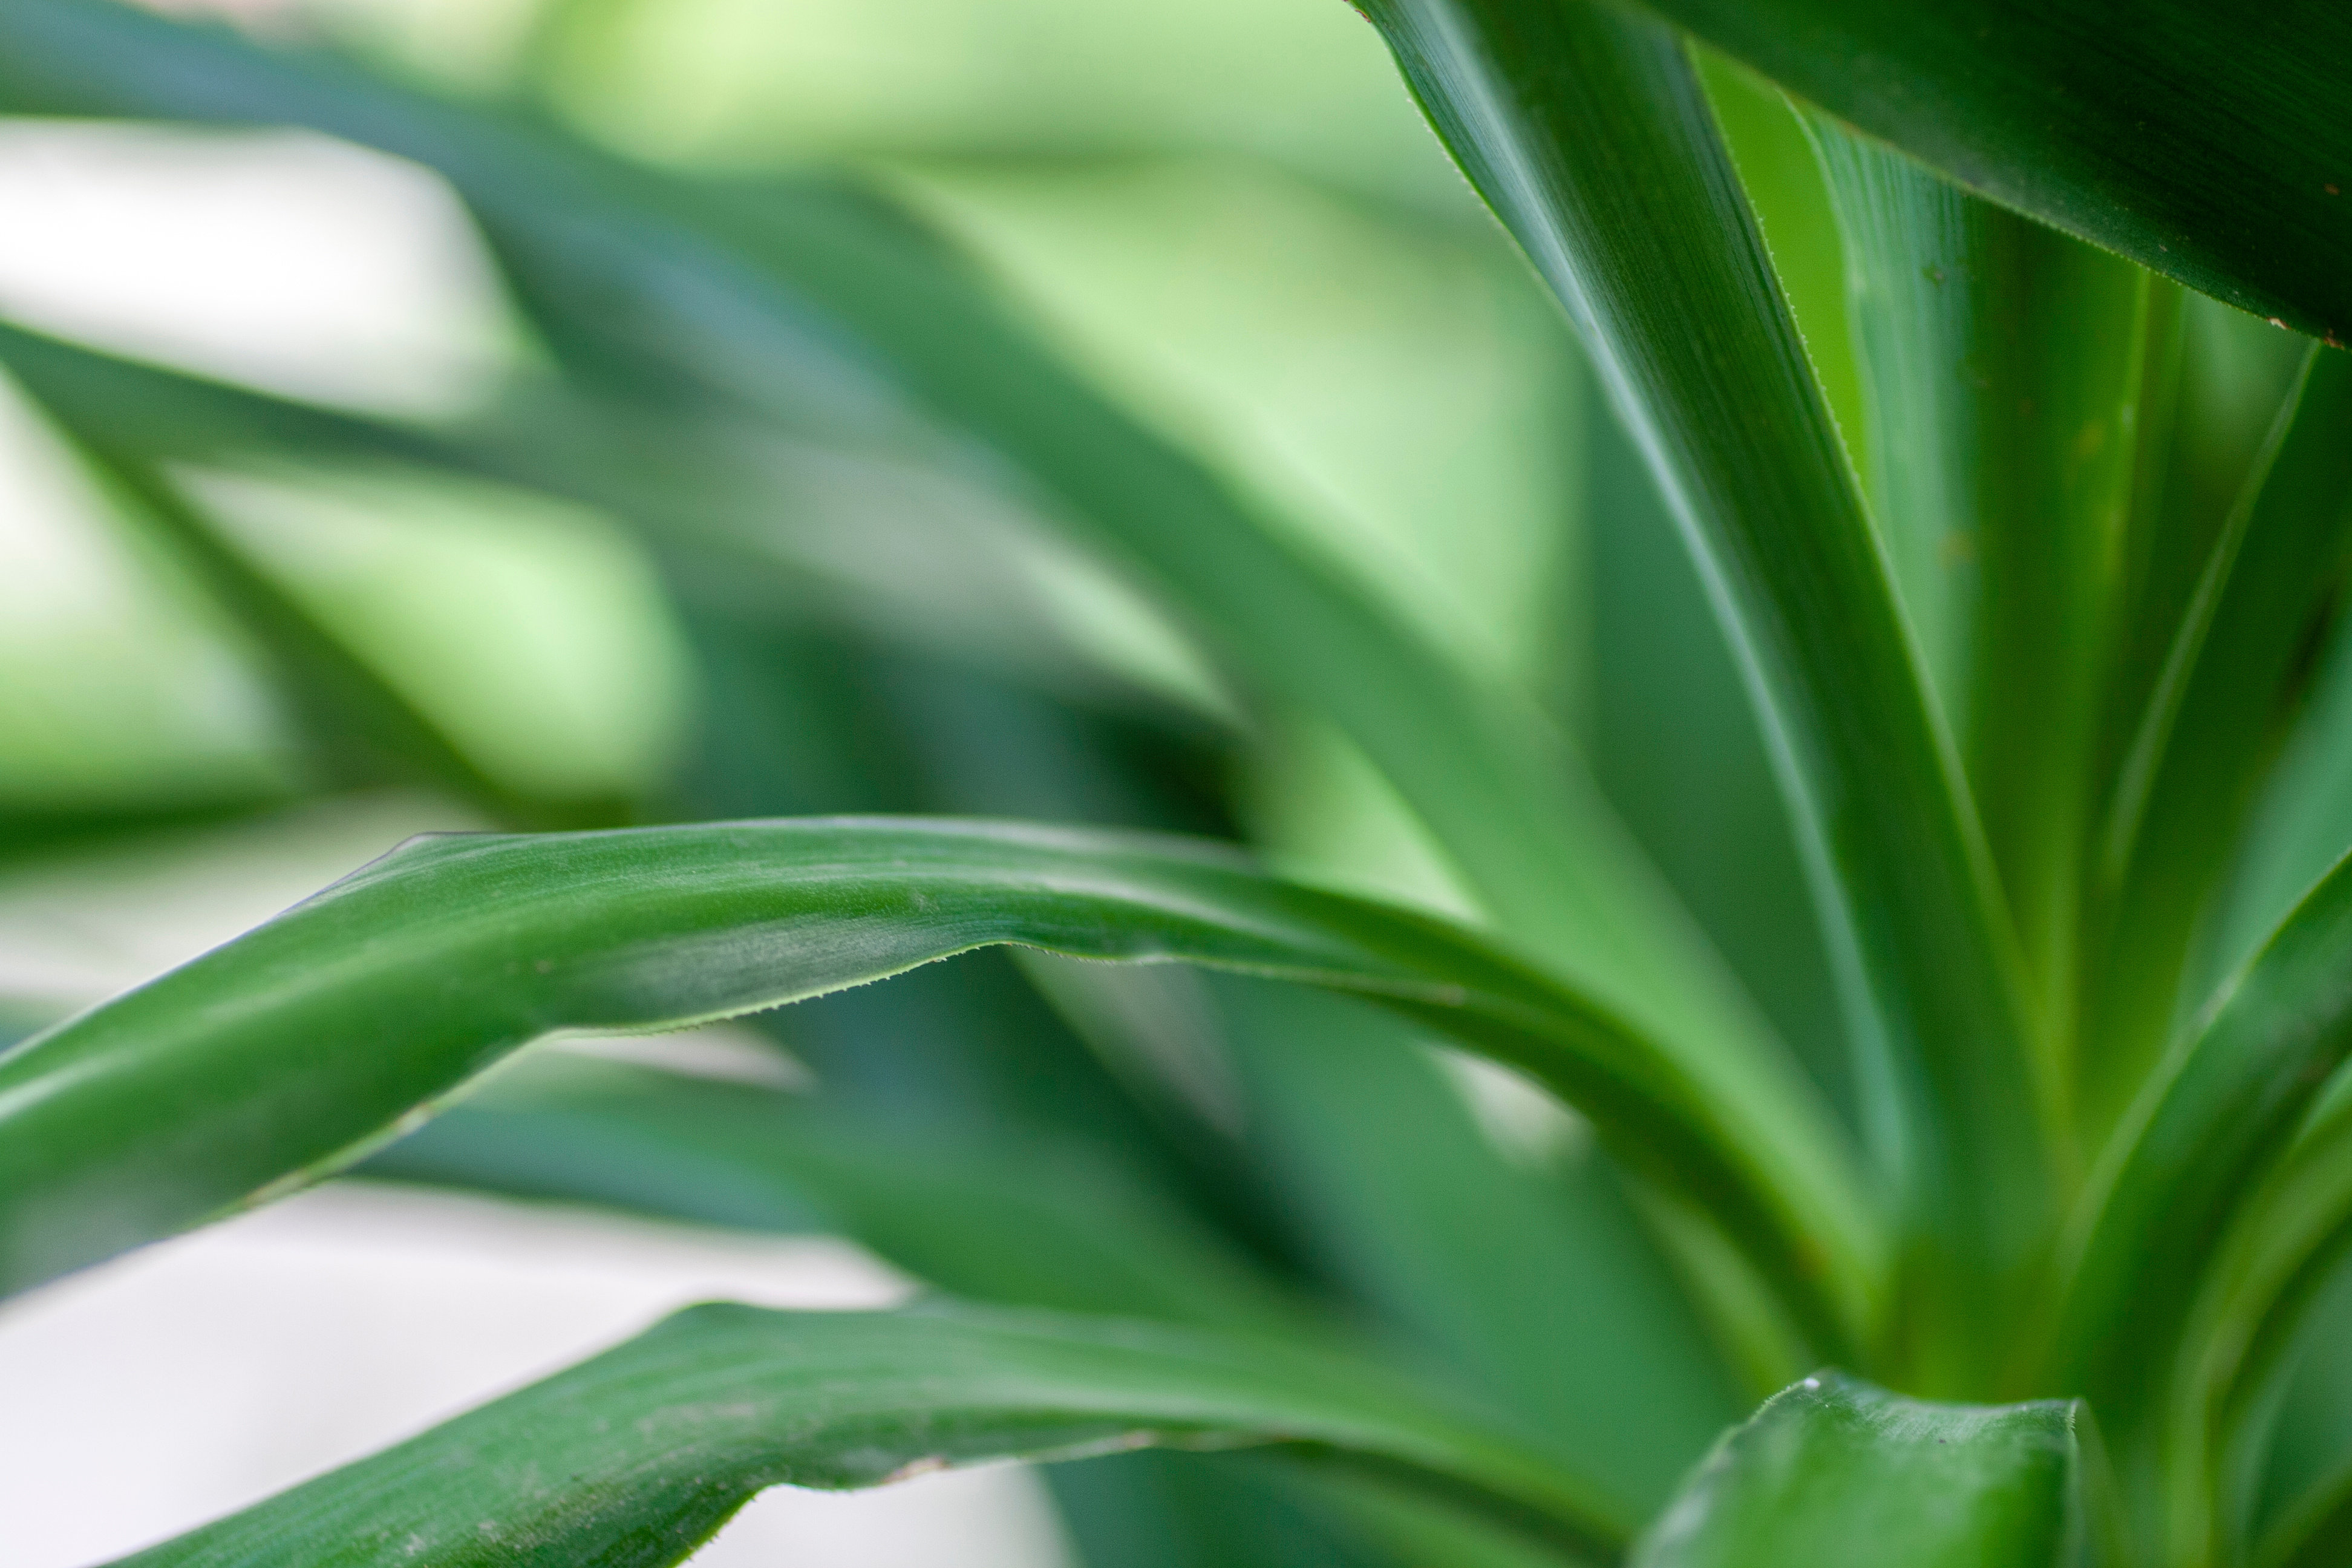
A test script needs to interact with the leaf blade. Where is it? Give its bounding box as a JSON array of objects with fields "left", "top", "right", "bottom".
[
  {"left": 113, "top": 1301, "right": 1623, "bottom": 1566},
  {"left": 1630, "top": 1371, "right": 2089, "bottom": 1568},
  {"left": 2055, "top": 840, "right": 2352, "bottom": 1413},
  {"left": 2079, "top": 346, "right": 2352, "bottom": 1130},
  {"left": 1357, "top": 0, "right": 2036, "bottom": 1386},
  {"left": 1630, "top": 0, "right": 2352, "bottom": 347},
  {"left": 0, "top": 816, "right": 1876, "bottom": 1356},
  {"left": 1802, "top": 120, "right": 2155, "bottom": 1037}
]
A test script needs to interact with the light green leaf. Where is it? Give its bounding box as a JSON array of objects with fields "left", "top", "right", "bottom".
[
  {"left": 1628, "top": 0, "right": 2352, "bottom": 347},
  {"left": 1632, "top": 1371, "right": 2092, "bottom": 1568},
  {"left": 0, "top": 817, "right": 1877, "bottom": 1355},
  {"left": 1802, "top": 122, "right": 2154, "bottom": 1034},
  {"left": 34, "top": 418, "right": 577, "bottom": 826},
  {"left": 1356, "top": 0, "right": 2036, "bottom": 1388},
  {"left": 113, "top": 1301, "right": 1621, "bottom": 1566}
]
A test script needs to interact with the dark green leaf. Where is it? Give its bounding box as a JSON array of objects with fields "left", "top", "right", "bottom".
[
  {"left": 0, "top": 817, "right": 1877, "bottom": 1355},
  {"left": 1630, "top": 0, "right": 2352, "bottom": 347},
  {"left": 1581, "top": 327, "right": 1856, "bottom": 1137},
  {"left": 1357, "top": 0, "right": 2037, "bottom": 1389},
  {"left": 2080, "top": 347, "right": 2352, "bottom": 1130},
  {"left": 114, "top": 1301, "right": 1621, "bottom": 1566},
  {"left": 2054, "top": 838, "right": 2352, "bottom": 1416},
  {"left": 1204, "top": 976, "right": 1745, "bottom": 1512},
  {"left": 1687, "top": 52, "right": 1866, "bottom": 486},
  {"left": 365, "top": 1053, "right": 1302, "bottom": 1334},
  {"left": 1631, "top": 1371, "right": 2091, "bottom": 1568},
  {"left": 2122, "top": 1073, "right": 2352, "bottom": 1566}
]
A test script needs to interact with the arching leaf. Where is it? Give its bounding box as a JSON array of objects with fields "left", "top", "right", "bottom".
[
  {"left": 0, "top": 817, "right": 1877, "bottom": 1356},
  {"left": 114, "top": 1301, "right": 1622, "bottom": 1566}
]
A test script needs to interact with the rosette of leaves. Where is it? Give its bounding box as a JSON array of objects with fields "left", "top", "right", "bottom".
[{"left": 0, "top": 0, "right": 2348, "bottom": 1564}]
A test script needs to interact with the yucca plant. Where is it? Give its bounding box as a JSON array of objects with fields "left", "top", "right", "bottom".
[{"left": 1, "top": 0, "right": 2348, "bottom": 1563}]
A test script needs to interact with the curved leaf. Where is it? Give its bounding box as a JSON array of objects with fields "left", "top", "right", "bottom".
[
  {"left": 2135, "top": 1077, "right": 2352, "bottom": 1567},
  {"left": 2054, "top": 844, "right": 2352, "bottom": 1411},
  {"left": 1357, "top": 0, "right": 2037, "bottom": 1387},
  {"left": 1630, "top": 1371, "right": 2092, "bottom": 1568},
  {"left": 1630, "top": 0, "right": 2352, "bottom": 348},
  {"left": 113, "top": 1301, "right": 1622, "bottom": 1566},
  {"left": 0, "top": 817, "right": 1877, "bottom": 1354},
  {"left": 0, "top": 0, "right": 1795, "bottom": 1132},
  {"left": 2080, "top": 346, "right": 2352, "bottom": 1130}
]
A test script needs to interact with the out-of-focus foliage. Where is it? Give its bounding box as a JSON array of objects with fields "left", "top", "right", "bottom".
[{"left": 0, "top": 0, "right": 2347, "bottom": 1564}]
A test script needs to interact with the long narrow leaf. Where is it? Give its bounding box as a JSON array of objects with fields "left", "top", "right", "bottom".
[
  {"left": 2132, "top": 1079, "right": 2352, "bottom": 1566},
  {"left": 364, "top": 1053, "right": 1305, "bottom": 1334},
  {"left": 2080, "top": 347, "right": 2352, "bottom": 1130},
  {"left": 1805, "top": 122, "right": 2154, "bottom": 1033},
  {"left": 2054, "top": 844, "right": 2352, "bottom": 1414},
  {"left": 0, "top": 817, "right": 1877, "bottom": 1355},
  {"left": 113, "top": 1300, "right": 1622, "bottom": 1566},
  {"left": 34, "top": 421, "right": 577, "bottom": 826},
  {"left": 1357, "top": 0, "right": 2036, "bottom": 1388},
  {"left": 0, "top": 0, "right": 1790, "bottom": 1125},
  {"left": 1628, "top": 0, "right": 2352, "bottom": 347}
]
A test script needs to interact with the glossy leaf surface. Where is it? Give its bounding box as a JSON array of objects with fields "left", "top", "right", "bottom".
[
  {"left": 0, "top": 817, "right": 1874, "bottom": 1351},
  {"left": 1635, "top": 0, "right": 2352, "bottom": 347},
  {"left": 1632, "top": 1372, "right": 2088, "bottom": 1567},
  {"left": 1357, "top": 0, "right": 2036, "bottom": 1384},
  {"left": 115, "top": 1301, "right": 1619, "bottom": 1565}
]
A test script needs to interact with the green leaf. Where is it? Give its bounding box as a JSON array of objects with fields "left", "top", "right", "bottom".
[
  {"left": 1802, "top": 120, "right": 2155, "bottom": 1031},
  {"left": 1631, "top": 1371, "right": 2092, "bottom": 1568},
  {"left": 2054, "top": 838, "right": 2352, "bottom": 1417},
  {"left": 113, "top": 1301, "right": 1622, "bottom": 1566},
  {"left": 0, "top": 817, "right": 1877, "bottom": 1356},
  {"left": 2128, "top": 1074, "right": 2352, "bottom": 1566},
  {"left": 0, "top": 0, "right": 1790, "bottom": 1114},
  {"left": 1357, "top": 0, "right": 2037, "bottom": 1388},
  {"left": 1200, "top": 976, "right": 1745, "bottom": 1513},
  {"left": 1579, "top": 315, "right": 1857, "bottom": 1136},
  {"left": 2080, "top": 346, "right": 2352, "bottom": 1131},
  {"left": 364, "top": 1053, "right": 1304, "bottom": 1334},
  {"left": 1686, "top": 53, "right": 1867, "bottom": 491},
  {"left": 1628, "top": 0, "right": 2352, "bottom": 348},
  {"left": 40, "top": 423, "right": 580, "bottom": 826},
  {"left": 370, "top": 1057, "right": 1591, "bottom": 1565}
]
